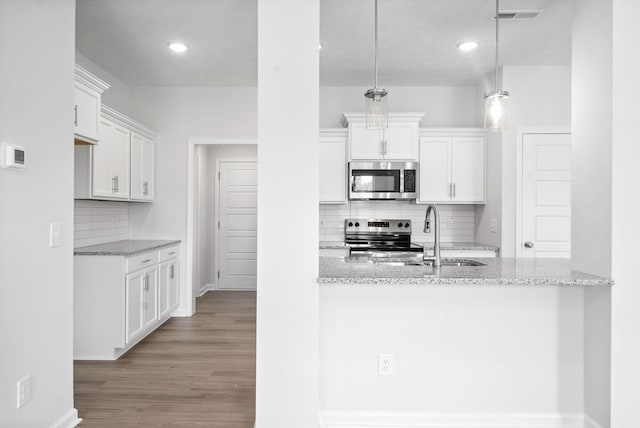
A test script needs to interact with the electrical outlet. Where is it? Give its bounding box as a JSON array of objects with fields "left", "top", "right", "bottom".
[
  {"left": 490, "top": 219, "right": 498, "bottom": 233},
  {"left": 17, "top": 375, "right": 30, "bottom": 408},
  {"left": 446, "top": 218, "right": 454, "bottom": 229},
  {"left": 49, "top": 223, "right": 61, "bottom": 248},
  {"left": 378, "top": 353, "right": 394, "bottom": 376}
]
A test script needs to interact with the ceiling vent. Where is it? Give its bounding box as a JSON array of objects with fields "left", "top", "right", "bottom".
[{"left": 498, "top": 10, "right": 543, "bottom": 20}]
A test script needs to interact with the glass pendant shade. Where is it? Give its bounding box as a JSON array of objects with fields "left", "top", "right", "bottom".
[
  {"left": 484, "top": 90, "right": 509, "bottom": 132},
  {"left": 365, "top": 88, "right": 388, "bottom": 130}
]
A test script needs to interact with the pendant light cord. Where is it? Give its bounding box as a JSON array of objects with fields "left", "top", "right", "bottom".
[
  {"left": 494, "top": 0, "right": 499, "bottom": 92},
  {"left": 374, "top": 0, "right": 378, "bottom": 89}
]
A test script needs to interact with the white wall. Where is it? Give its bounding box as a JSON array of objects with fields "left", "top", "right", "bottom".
[
  {"left": 496, "top": 66, "right": 572, "bottom": 256},
  {"left": 127, "top": 87, "right": 257, "bottom": 315},
  {"left": 320, "top": 86, "right": 476, "bottom": 128},
  {"left": 75, "top": 50, "right": 131, "bottom": 115},
  {"left": 194, "top": 145, "right": 209, "bottom": 296},
  {"left": 0, "top": 1, "right": 78, "bottom": 426},
  {"left": 204, "top": 144, "right": 257, "bottom": 288},
  {"left": 320, "top": 286, "right": 584, "bottom": 424},
  {"left": 610, "top": 1, "right": 640, "bottom": 427},
  {"left": 572, "top": 2, "right": 613, "bottom": 427},
  {"left": 255, "top": 0, "right": 319, "bottom": 426}
]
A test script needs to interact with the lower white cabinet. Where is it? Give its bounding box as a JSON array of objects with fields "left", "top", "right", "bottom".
[{"left": 74, "top": 245, "right": 179, "bottom": 360}]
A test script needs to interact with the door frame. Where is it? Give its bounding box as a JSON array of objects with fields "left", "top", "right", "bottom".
[
  {"left": 214, "top": 159, "right": 258, "bottom": 291},
  {"left": 186, "top": 139, "right": 257, "bottom": 315},
  {"left": 515, "top": 127, "right": 571, "bottom": 258}
]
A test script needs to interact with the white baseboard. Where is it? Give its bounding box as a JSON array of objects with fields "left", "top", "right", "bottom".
[
  {"left": 584, "top": 415, "right": 606, "bottom": 428},
  {"left": 171, "top": 307, "right": 195, "bottom": 317},
  {"left": 319, "top": 411, "right": 585, "bottom": 428},
  {"left": 50, "top": 408, "right": 82, "bottom": 428},
  {"left": 198, "top": 283, "right": 216, "bottom": 296}
]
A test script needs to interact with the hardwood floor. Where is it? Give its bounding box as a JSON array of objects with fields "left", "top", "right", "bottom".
[{"left": 74, "top": 291, "right": 256, "bottom": 427}]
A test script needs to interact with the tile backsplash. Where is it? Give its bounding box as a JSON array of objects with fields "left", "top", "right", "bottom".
[
  {"left": 320, "top": 201, "right": 476, "bottom": 243},
  {"left": 74, "top": 200, "right": 129, "bottom": 248}
]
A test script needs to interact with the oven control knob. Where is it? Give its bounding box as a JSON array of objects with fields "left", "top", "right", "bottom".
[
  {"left": 405, "top": 223, "right": 410, "bottom": 228},
  {"left": 398, "top": 222, "right": 403, "bottom": 228},
  {"left": 348, "top": 222, "right": 353, "bottom": 227},
  {"left": 354, "top": 222, "right": 360, "bottom": 227}
]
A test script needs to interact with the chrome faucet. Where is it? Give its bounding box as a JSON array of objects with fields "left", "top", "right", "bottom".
[{"left": 423, "top": 204, "right": 441, "bottom": 267}]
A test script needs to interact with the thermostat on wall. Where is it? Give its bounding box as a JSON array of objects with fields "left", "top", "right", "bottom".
[{"left": 1, "top": 142, "right": 26, "bottom": 170}]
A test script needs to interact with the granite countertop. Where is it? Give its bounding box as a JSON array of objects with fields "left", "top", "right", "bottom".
[
  {"left": 319, "top": 241, "right": 499, "bottom": 252},
  {"left": 74, "top": 239, "right": 181, "bottom": 256},
  {"left": 319, "top": 256, "right": 613, "bottom": 286}
]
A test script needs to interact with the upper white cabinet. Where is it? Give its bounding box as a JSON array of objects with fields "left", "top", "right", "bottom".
[
  {"left": 341, "top": 113, "right": 423, "bottom": 161},
  {"left": 418, "top": 130, "right": 486, "bottom": 204},
  {"left": 319, "top": 129, "right": 347, "bottom": 204},
  {"left": 74, "top": 65, "right": 110, "bottom": 144},
  {"left": 130, "top": 132, "right": 155, "bottom": 201},
  {"left": 75, "top": 106, "right": 156, "bottom": 202}
]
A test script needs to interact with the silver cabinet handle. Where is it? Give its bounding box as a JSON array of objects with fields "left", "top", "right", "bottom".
[
  {"left": 449, "top": 183, "right": 453, "bottom": 197},
  {"left": 141, "top": 259, "right": 152, "bottom": 264},
  {"left": 453, "top": 183, "right": 456, "bottom": 198},
  {"left": 170, "top": 265, "right": 175, "bottom": 279},
  {"left": 74, "top": 105, "right": 78, "bottom": 126},
  {"left": 143, "top": 275, "right": 148, "bottom": 291},
  {"left": 112, "top": 177, "right": 117, "bottom": 192},
  {"left": 143, "top": 181, "right": 148, "bottom": 196},
  {"left": 168, "top": 251, "right": 176, "bottom": 256},
  {"left": 524, "top": 242, "right": 534, "bottom": 248},
  {"left": 380, "top": 140, "right": 384, "bottom": 156}
]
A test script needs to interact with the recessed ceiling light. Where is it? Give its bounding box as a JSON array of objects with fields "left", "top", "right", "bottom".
[
  {"left": 167, "top": 42, "right": 189, "bottom": 53},
  {"left": 457, "top": 41, "right": 479, "bottom": 52}
]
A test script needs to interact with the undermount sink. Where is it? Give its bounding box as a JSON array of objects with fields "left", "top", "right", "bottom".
[{"left": 372, "top": 258, "right": 487, "bottom": 267}]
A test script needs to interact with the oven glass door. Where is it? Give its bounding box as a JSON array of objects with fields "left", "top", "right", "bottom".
[{"left": 351, "top": 169, "right": 400, "bottom": 193}]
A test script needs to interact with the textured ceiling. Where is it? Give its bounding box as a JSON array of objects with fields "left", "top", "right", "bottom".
[{"left": 76, "top": 0, "right": 572, "bottom": 87}]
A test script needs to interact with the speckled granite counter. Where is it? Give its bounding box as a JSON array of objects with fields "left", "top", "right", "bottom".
[
  {"left": 74, "top": 239, "right": 181, "bottom": 256},
  {"left": 320, "top": 241, "right": 499, "bottom": 252},
  {"left": 319, "top": 256, "right": 612, "bottom": 286}
]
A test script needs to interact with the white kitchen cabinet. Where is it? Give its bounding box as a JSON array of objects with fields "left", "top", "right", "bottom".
[
  {"left": 342, "top": 113, "right": 423, "bottom": 161},
  {"left": 75, "top": 106, "right": 156, "bottom": 202},
  {"left": 130, "top": 132, "right": 155, "bottom": 201},
  {"left": 319, "top": 130, "right": 347, "bottom": 204},
  {"left": 158, "top": 246, "right": 179, "bottom": 320},
  {"left": 125, "top": 270, "right": 145, "bottom": 344},
  {"left": 418, "top": 130, "right": 486, "bottom": 204},
  {"left": 74, "top": 65, "right": 110, "bottom": 144},
  {"left": 74, "top": 244, "right": 180, "bottom": 360}
]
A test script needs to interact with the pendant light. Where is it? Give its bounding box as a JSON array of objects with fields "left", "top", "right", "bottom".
[
  {"left": 365, "top": 0, "right": 388, "bottom": 130},
  {"left": 484, "top": 0, "right": 509, "bottom": 132}
]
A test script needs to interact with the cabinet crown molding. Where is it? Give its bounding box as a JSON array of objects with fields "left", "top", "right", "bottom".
[
  {"left": 340, "top": 112, "right": 425, "bottom": 128},
  {"left": 101, "top": 105, "right": 157, "bottom": 139},
  {"left": 75, "top": 64, "right": 110, "bottom": 93}
]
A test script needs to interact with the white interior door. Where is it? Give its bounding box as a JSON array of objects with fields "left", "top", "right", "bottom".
[
  {"left": 521, "top": 133, "right": 572, "bottom": 258},
  {"left": 218, "top": 161, "right": 257, "bottom": 290}
]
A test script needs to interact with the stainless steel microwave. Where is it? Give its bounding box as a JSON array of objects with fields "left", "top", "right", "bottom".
[{"left": 348, "top": 161, "right": 417, "bottom": 200}]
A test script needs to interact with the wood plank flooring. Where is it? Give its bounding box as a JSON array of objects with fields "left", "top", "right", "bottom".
[{"left": 74, "top": 291, "right": 256, "bottom": 427}]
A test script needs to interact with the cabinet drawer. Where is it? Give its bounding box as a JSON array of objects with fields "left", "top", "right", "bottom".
[
  {"left": 126, "top": 251, "right": 158, "bottom": 274},
  {"left": 158, "top": 245, "right": 179, "bottom": 262}
]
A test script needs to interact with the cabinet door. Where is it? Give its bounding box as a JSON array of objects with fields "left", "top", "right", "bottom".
[
  {"left": 92, "top": 120, "right": 114, "bottom": 198},
  {"left": 110, "top": 124, "right": 131, "bottom": 199},
  {"left": 349, "top": 122, "right": 382, "bottom": 160},
  {"left": 130, "top": 133, "right": 144, "bottom": 200},
  {"left": 125, "top": 271, "right": 145, "bottom": 344},
  {"left": 141, "top": 138, "right": 155, "bottom": 200},
  {"left": 319, "top": 136, "right": 347, "bottom": 203},
  {"left": 168, "top": 260, "right": 179, "bottom": 311},
  {"left": 418, "top": 137, "right": 452, "bottom": 203},
  {"left": 451, "top": 137, "right": 486, "bottom": 203},
  {"left": 383, "top": 123, "right": 418, "bottom": 160},
  {"left": 158, "top": 261, "right": 170, "bottom": 319},
  {"left": 74, "top": 82, "right": 101, "bottom": 143},
  {"left": 143, "top": 268, "right": 158, "bottom": 330}
]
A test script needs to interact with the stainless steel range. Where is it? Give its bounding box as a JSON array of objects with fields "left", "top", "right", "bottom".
[{"left": 345, "top": 219, "right": 423, "bottom": 258}]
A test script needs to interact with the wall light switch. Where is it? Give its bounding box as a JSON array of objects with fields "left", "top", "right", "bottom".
[
  {"left": 49, "top": 223, "right": 61, "bottom": 248},
  {"left": 17, "top": 374, "right": 31, "bottom": 408},
  {"left": 490, "top": 219, "right": 498, "bottom": 233}
]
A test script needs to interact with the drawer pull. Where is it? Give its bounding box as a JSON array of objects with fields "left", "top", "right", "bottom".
[
  {"left": 168, "top": 251, "right": 176, "bottom": 255},
  {"left": 142, "top": 259, "right": 152, "bottom": 263}
]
